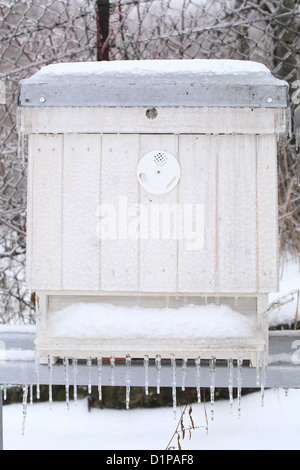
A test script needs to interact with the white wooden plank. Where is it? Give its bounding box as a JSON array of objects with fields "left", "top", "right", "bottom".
[
  {"left": 100, "top": 134, "right": 140, "bottom": 291},
  {"left": 217, "top": 135, "right": 257, "bottom": 293},
  {"left": 20, "top": 107, "right": 287, "bottom": 135},
  {"left": 30, "top": 134, "right": 63, "bottom": 290},
  {"left": 138, "top": 134, "right": 178, "bottom": 293},
  {"left": 177, "top": 135, "right": 217, "bottom": 292},
  {"left": 25, "top": 134, "right": 34, "bottom": 289},
  {"left": 62, "top": 134, "right": 101, "bottom": 290},
  {"left": 256, "top": 135, "right": 279, "bottom": 292}
]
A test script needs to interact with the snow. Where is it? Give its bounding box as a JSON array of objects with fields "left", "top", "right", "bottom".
[
  {"left": 25, "top": 59, "right": 287, "bottom": 89},
  {"left": 34, "top": 59, "right": 272, "bottom": 78},
  {"left": 3, "top": 388, "right": 300, "bottom": 450},
  {"left": 3, "top": 350, "right": 35, "bottom": 362},
  {"left": 46, "top": 302, "right": 258, "bottom": 340},
  {"left": 0, "top": 325, "right": 35, "bottom": 333}
]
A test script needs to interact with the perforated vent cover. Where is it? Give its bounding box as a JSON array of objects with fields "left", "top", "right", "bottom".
[{"left": 137, "top": 150, "right": 181, "bottom": 195}]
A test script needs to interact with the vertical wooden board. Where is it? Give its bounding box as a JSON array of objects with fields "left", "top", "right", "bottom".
[
  {"left": 62, "top": 134, "right": 101, "bottom": 290},
  {"left": 25, "top": 134, "right": 34, "bottom": 288},
  {"left": 177, "top": 135, "right": 217, "bottom": 292},
  {"left": 30, "top": 134, "right": 63, "bottom": 290},
  {"left": 256, "top": 135, "right": 278, "bottom": 292},
  {"left": 138, "top": 134, "right": 178, "bottom": 293},
  {"left": 100, "top": 134, "right": 140, "bottom": 291},
  {"left": 217, "top": 135, "right": 257, "bottom": 293}
]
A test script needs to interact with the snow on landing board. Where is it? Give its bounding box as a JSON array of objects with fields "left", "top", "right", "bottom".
[{"left": 46, "top": 302, "right": 258, "bottom": 340}]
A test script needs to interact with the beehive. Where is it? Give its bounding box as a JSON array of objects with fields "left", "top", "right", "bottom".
[{"left": 18, "top": 60, "right": 289, "bottom": 366}]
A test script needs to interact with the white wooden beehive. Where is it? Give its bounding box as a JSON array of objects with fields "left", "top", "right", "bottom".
[{"left": 18, "top": 60, "right": 289, "bottom": 366}]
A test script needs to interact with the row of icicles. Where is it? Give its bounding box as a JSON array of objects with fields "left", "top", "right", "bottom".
[{"left": 1, "top": 354, "right": 268, "bottom": 435}]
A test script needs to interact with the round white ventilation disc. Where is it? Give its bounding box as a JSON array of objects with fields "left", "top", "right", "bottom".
[{"left": 137, "top": 150, "right": 181, "bottom": 195}]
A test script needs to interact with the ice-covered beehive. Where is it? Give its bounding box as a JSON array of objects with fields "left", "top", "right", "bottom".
[{"left": 18, "top": 59, "right": 289, "bottom": 367}]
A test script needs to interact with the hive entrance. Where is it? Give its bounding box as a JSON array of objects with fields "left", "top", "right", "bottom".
[{"left": 137, "top": 149, "right": 181, "bottom": 195}]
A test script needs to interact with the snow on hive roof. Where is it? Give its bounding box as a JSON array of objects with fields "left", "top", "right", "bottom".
[
  {"left": 28, "top": 59, "right": 274, "bottom": 79},
  {"left": 19, "top": 59, "right": 289, "bottom": 107}
]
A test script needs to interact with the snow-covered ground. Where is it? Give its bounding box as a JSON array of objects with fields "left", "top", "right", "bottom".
[{"left": 3, "top": 388, "right": 300, "bottom": 450}]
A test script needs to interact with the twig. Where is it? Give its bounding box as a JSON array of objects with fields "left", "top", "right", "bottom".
[
  {"left": 0, "top": 217, "right": 26, "bottom": 237},
  {"left": 166, "top": 400, "right": 206, "bottom": 450}
]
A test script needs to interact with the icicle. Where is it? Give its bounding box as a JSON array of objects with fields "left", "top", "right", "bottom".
[
  {"left": 22, "top": 385, "right": 29, "bottom": 435},
  {"left": 144, "top": 355, "right": 149, "bottom": 396},
  {"left": 165, "top": 296, "right": 170, "bottom": 308},
  {"left": 97, "top": 356, "right": 102, "bottom": 401},
  {"left": 48, "top": 354, "right": 53, "bottom": 410},
  {"left": 155, "top": 355, "right": 161, "bottom": 394},
  {"left": 181, "top": 358, "right": 187, "bottom": 392},
  {"left": 237, "top": 357, "right": 243, "bottom": 418},
  {"left": 16, "top": 106, "right": 26, "bottom": 164},
  {"left": 256, "top": 353, "right": 261, "bottom": 388},
  {"left": 171, "top": 355, "right": 177, "bottom": 419},
  {"left": 87, "top": 357, "right": 92, "bottom": 395},
  {"left": 63, "top": 356, "right": 70, "bottom": 409},
  {"left": 195, "top": 356, "right": 201, "bottom": 403},
  {"left": 125, "top": 354, "right": 131, "bottom": 410},
  {"left": 209, "top": 357, "right": 216, "bottom": 421},
  {"left": 17, "top": 132, "right": 26, "bottom": 164},
  {"left": 29, "top": 385, "right": 33, "bottom": 405},
  {"left": 228, "top": 358, "right": 234, "bottom": 412},
  {"left": 3, "top": 384, "right": 7, "bottom": 401},
  {"left": 73, "top": 357, "right": 78, "bottom": 405},
  {"left": 110, "top": 356, "right": 115, "bottom": 386},
  {"left": 260, "top": 354, "right": 266, "bottom": 408},
  {"left": 34, "top": 351, "right": 40, "bottom": 400}
]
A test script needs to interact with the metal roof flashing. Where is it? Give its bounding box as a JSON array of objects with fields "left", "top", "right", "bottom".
[{"left": 18, "top": 59, "right": 289, "bottom": 108}]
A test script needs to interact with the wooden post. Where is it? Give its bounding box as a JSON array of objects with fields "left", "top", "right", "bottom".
[{"left": 96, "top": 0, "right": 110, "bottom": 61}]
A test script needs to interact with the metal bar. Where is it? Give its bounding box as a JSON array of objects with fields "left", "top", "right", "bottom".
[
  {"left": 1, "top": 357, "right": 300, "bottom": 389},
  {"left": 18, "top": 82, "right": 289, "bottom": 108},
  {"left": 0, "top": 329, "right": 300, "bottom": 389}
]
